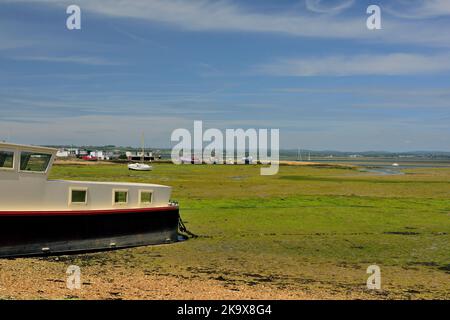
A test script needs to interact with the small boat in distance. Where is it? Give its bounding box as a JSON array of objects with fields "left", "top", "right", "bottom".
[
  {"left": 392, "top": 163, "right": 399, "bottom": 167},
  {"left": 128, "top": 133, "right": 152, "bottom": 171},
  {"left": 0, "top": 142, "right": 180, "bottom": 257},
  {"left": 128, "top": 162, "right": 152, "bottom": 171}
]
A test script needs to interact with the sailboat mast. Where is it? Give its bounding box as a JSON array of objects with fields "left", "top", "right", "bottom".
[{"left": 141, "top": 132, "right": 145, "bottom": 163}]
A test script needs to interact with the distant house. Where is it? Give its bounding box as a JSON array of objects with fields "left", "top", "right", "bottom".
[
  {"left": 78, "top": 150, "right": 88, "bottom": 157},
  {"left": 65, "top": 148, "right": 79, "bottom": 157},
  {"left": 56, "top": 149, "right": 69, "bottom": 158},
  {"left": 105, "top": 151, "right": 119, "bottom": 160},
  {"left": 90, "top": 151, "right": 110, "bottom": 161},
  {"left": 126, "top": 151, "right": 156, "bottom": 162}
]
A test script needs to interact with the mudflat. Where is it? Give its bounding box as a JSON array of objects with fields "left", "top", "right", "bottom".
[{"left": 1, "top": 163, "right": 449, "bottom": 300}]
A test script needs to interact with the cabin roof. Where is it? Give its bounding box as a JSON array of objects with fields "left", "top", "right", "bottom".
[
  {"left": 49, "top": 180, "right": 171, "bottom": 188},
  {"left": 0, "top": 142, "right": 57, "bottom": 153}
]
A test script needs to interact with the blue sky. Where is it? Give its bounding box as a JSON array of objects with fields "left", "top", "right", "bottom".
[{"left": 1, "top": 0, "right": 449, "bottom": 151}]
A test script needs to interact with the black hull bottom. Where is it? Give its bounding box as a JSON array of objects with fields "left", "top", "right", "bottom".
[{"left": 0, "top": 208, "right": 180, "bottom": 257}]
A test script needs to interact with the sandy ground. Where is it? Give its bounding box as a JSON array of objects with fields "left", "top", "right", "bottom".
[{"left": 0, "top": 258, "right": 385, "bottom": 300}]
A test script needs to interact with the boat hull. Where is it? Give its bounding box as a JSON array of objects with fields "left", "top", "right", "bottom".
[
  {"left": 128, "top": 163, "right": 152, "bottom": 171},
  {"left": 0, "top": 206, "right": 180, "bottom": 257}
]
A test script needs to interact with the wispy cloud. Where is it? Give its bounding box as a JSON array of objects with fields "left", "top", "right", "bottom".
[
  {"left": 383, "top": 0, "right": 450, "bottom": 19},
  {"left": 305, "top": 0, "right": 355, "bottom": 14},
  {"left": 109, "top": 25, "right": 168, "bottom": 49},
  {"left": 12, "top": 55, "right": 123, "bottom": 65},
  {"left": 2, "top": 0, "right": 450, "bottom": 151},
  {"left": 6, "top": 0, "right": 365, "bottom": 38},
  {"left": 274, "top": 87, "right": 450, "bottom": 97},
  {"left": 0, "top": 28, "right": 35, "bottom": 50},
  {"left": 0, "top": 115, "right": 193, "bottom": 147},
  {"left": 0, "top": 39, "right": 33, "bottom": 51},
  {"left": 6, "top": 0, "right": 450, "bottom": 47},
  {"left": 256, "top": 53, "right": 450, "bottom": 76}
]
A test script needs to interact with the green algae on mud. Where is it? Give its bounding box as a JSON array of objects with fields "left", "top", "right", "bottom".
[{"left": 47, "top": 162, "right": 450, "bottom": 299}]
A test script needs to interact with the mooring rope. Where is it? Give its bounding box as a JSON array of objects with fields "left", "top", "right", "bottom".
[{"left": 178, "top": 217, "right": 198, "bottom": 238}]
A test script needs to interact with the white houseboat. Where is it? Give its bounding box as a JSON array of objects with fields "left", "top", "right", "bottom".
[{"left": 0, "top": 142, "right": 181, "bottom": 257}]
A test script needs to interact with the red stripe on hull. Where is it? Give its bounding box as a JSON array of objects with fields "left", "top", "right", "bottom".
[{"left": 0, "top": 205, "right": 179, "bottom": 217}]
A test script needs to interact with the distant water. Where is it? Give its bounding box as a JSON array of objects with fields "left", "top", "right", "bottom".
[
  {"left": 290, "top": 157, "right": 450, "bottom": 170},
  {"left": 360, "top": 168, "right": 404, "bottom": 176}
]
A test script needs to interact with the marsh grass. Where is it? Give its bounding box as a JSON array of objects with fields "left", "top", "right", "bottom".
[{"left": 49, "top": 163, "right": 450, "bottom": 299}]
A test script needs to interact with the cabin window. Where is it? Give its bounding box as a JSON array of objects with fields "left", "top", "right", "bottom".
[
  {"left": 0, "top": 150, "right": 14, "bottom": 169},
  {"left": 114, "top": 190, "right": 128, "bottom": 204},
  {"left": 140, "top": 191, "right": 153, "bottom": 204},
  {"left": 20, "top": 152, "right": 52, "bottom": 172},
  {"left": 70, "top": 189, "right": 88, "bottom": 204}
]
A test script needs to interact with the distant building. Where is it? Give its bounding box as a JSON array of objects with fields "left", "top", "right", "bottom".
[
  {"left": 90, "top": 151, "right": 110, "bottom": 161},
  {"left": 56, "top": 149, "right": 69, "bottom": 158},
  {"left": 78, "top": 150, "right": 88, "bottom": 157},
  {"left": 126, "top": 151, "right": 158, "bottom": 161}
]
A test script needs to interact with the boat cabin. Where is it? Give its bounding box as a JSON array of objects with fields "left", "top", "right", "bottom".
[
  {"left": 0, "top": 142, "right": 181, "bottom": 257},
  {"left": 0, "top": 142, "right": 172, "bottom": 211}
]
